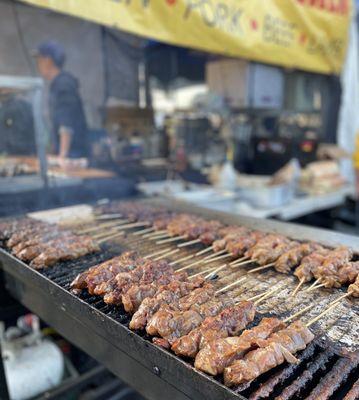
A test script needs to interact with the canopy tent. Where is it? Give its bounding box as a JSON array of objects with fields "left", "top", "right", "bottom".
[{"left": 19, "top": 0, "right": 352, "bottom": 75}]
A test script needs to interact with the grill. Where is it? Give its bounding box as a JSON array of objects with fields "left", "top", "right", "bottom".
[{"left": 0, "top": 198, "right": 358, "bottom": 400}]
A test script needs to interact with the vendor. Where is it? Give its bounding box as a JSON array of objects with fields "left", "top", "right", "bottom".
[{"left": 34, "top": 40, "right": 89, "bottom": 159}]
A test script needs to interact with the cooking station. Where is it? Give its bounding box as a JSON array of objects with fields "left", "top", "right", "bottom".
[{"left": 0, "top": 199, "right": 358, "bottom": 400}]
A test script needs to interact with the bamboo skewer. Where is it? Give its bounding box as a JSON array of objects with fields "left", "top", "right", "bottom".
[
  {"left": 229, "top": 257, "right": 248, "bottom": 266},
  {"left": 157, "top": 235, "right": 187, "bottom": 245},
  {"left": 216, "top": 276, "right": 247, "bottom": 294},
  {"left": 196, "top": 246, "right": 214, "bottom": 256},
  {"left": 116, "top": 221, "right": 150, "bottom": 230},
  {"left": 92, "top": 229, "right": 118, "bottom": 240},
  {"left": 95, "top": 213, "right": 124, "bottom": 220},
  {"left": 143, "top": 230, "right": 167, "bottom": 238},
  {"left": 230, "top": 259, "right": 255, "bottom": 268},
  {"left": 291, "top": 278, "right": 305, "bottom": 297},
  {"left": 204, "top": 253, "right": 232, "bottom": 264},
  {"left": 153, "top": 249, "right": 180, "bottom": 261},
  {"left": 169, "top": 254, "right": 194, "bottom": 267},
  {"left": 204, "top": 263, "right": 228, "bottom": 279},
  {"left": 248, "top": 263, "right": 274, "bottom": 274},
  {"left": 329, "top": 292, "right": 351, "bottom": 305},
  {"left": 188, "top": 266, "right": 220, "bottom": 280},
  {"left": 177, "top": 239, "right": 201, "bottom": 248},
  {"left": 247, "top": 283, "right": 286, "bottom": 304},
  {"left": 97, "top": 231, "right": 125, "bottom": 244},
  {"left": 133, "top": 227, "right": 155, "bottom": 236},
  {"left": 78, "top": 220, "right": 128, "bottom": 234},
  {"left": 144, "top": 248, "right": 172, "bottom": 259},
  {"left": 283, "top": 304, "right": 316, "bottom": 323},
  {"left": 178, "top": 258, "right": 204, "bottom": 270},
  {"left": 307, "top": 283, "right": 326, "bottom": 292},
  {"left": 306, "top": 301, "right": 343, "bottom": 327},
  {"left": 149, "top": 233, "right": 171, "bottom": 241},
  {"left": 203, "top": 249, "right": 226, "bottom": 260},
  {"left": 305, "top": 278, "right": 322, "bottom": 292}
]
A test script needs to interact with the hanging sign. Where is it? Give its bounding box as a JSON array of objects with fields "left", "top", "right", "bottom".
[{"left": 19, "top": 0, "right": 352, "bottom": 74}]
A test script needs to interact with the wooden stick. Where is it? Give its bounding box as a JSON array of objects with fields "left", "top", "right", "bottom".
[
  {"left": 230, "top": 259, "right": 255, "bottom": 268},
  {"left": 304, "top": 278, "right": 322, "bottom": 292},
  {"left": 216, "top": 276, "right": 247, "bottom": 294},
  {"left": 144, "top": 247, "right": 172, "bottom": 259},
  {"left": 179, "top": 258, "right": 204, "bottom": 270},
  {"left": 116, "top": 221, "right": 150, "bottom": 230},
  {"left": 291, "top": 278, "right": 305, "bottom": 297},
  {"left": 203, "top": 249, "right": 226, "bottom": 260},
  {"left": 253, "top": 283, "right": 286, "bottom": 305},
  {"left": 204, "top": 253, "right": 232, "bottom": 264},
  {"left": 328, "top": 292, "right": 351, "bottom": 306},
  {"left": 156, "top": 235, "right": 187, "bottom": 244},
  {"left": 204, "top": 263, "right": 228, "bottom": 279},
  {"left": 96, "top": 213, "right": 124, "bottom": 220},
  {"left": 229, "top": 257, "right": 248, "bottom": 266},
  {"left": 246, "top": 283, "right": 285, "bottom": 303},
  {"left": 177, "top": 239, "right": 201, "bottom": 248},
  {"left": 133, "top": 227, "right": 155, "bottom": 236},
  {"left": 153, "top": 248, "right": 180, "bottom": 261},
  {"left": 248, "top": 263, "right": 274, "bottom": 274},
  {"left": 97, "top": 231, "right": 125, "bottom": 244},
  {"left": 143, "top": 230, "right": 167, "bottom": 238},
  {"left": 306, "top": 283, "right": 326, "bottom": 293},
  {"left": 196, "top": 246, "right": 213, "bottom": 256},
  {"left": 306, "top": 301, "right": 343, "bottom": 327},
  {"left": 169, "top": 254, "right": 194, "bottom": 267},
  {"left": 149, "top": 233, "right": 171, "bottom": 241},
  {"left": 283, "top": 304, "right": 316, "bottom": 323},
  {"left": 77, "top": 220, "right": 126, "bottom": 234},
  {"left": 189, "top": 266, "right": 219, "bottom": 279},
  {"left": 92, "top": 229, "right": 118, "bottom": 240}
]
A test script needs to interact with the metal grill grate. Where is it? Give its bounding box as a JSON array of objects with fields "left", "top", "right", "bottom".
[{"left": 36, "top": 240, "right": 359, "bottom": 400}]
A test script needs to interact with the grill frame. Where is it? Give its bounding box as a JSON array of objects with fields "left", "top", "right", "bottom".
[
  {"left": 0, "top": 199, "right": 358, "bottom": 400},
  {"left": 0, "top": 249, "right": 246, "bottom": 400}
]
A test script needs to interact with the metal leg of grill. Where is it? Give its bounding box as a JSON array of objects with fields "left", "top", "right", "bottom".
[{"left": 0, "top": 339, "right": 10, "bottom": 400}]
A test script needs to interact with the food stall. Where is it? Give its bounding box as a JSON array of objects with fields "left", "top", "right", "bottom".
[{"left": 0, "top": 1, "right": 358, "bottom": 400}]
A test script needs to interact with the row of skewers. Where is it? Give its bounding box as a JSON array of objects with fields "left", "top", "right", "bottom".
[
  {"left": 0, "top": 218, "right": 100, "bottom": 268},
  {"left": 89, "top": 202, "right": 359, "bottom": 297},
  {"left": 70, "top": 250, "right": 351, "bottom": 388},
  {"left": 1, "top": 201, "right": 358, "bottom": 301}
]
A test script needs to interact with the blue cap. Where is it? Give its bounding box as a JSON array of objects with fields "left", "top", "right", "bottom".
[{"left": 34, "top": 40, "right": 66, "bottom": 68}]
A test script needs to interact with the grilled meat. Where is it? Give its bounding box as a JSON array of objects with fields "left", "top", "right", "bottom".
[
  {"left": 256, "top": 241, "right": 300, "bottom": 266},
  {"left": 294, "top": 248, "right": 330, "bottom": 283},
  {"left": 148, "top": 292, "right": 227, "bottom": 343},
  {"left": 129, "top": 278, "right": 205, "bottom": 330},
  {"left": 194, "top": 317, "right": 285, "bottom": 375},
  {"left": 212, "top": 228, "right": 249, "bottom": 252},
  {"left": 224, "top": 321, "right": 314, "bottom": 387},
  {"left": 30, "top": 236, "right": 100, "bottom": 269},
  {"left": 70, "top": 251, "right": 140, "bottom": 292},
  {"left": 171, "top": 301, "right": 256, "bottom": 358},
  {"left": 313, "top": 246, "right": 353, "bottom": 284},
  {"left": 226, "top": 231, "right": 265, "bottom": 258},
  {"left": 274, "top": 242, "right": 323, "bottom": 274},
  {"left": 349, "top": 275, "right": 359, "bottom": 297},
  {"left": 103, "top": 260, "right": 174, "bottom": 305},
  {"left": 245, "top": 234, "right": 290, "bottom": 260},
  {"left": 122, "top": 271, "right": 188, "bottom": 313}
]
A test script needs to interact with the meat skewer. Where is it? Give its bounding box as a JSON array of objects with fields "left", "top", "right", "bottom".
[
  {"left": 148, "top": 283, "right": 283, "bottom": 352},
  {"left": 194, "top": 304, "right": 314, "bottom": 375},
  {"left": 223, "top": 320, "right": 315, "bottom": 387}
]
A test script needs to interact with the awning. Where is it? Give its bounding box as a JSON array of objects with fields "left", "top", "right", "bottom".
[{"left": 19, "top": 0, "right": 352, "bottom": 75}]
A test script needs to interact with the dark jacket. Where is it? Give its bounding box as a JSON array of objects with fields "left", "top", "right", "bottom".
[{"left": 49, "top": 71, "right": 89, "bottom": 158}]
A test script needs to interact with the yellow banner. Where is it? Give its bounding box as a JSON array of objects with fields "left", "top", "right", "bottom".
[{"left": 19, "top": 0, "right": 352, "bottom": 74}]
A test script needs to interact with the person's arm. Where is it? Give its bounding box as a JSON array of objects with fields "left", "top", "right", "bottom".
[{"left": 58, "top": 126, "right": 73, "bottom": 158}]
